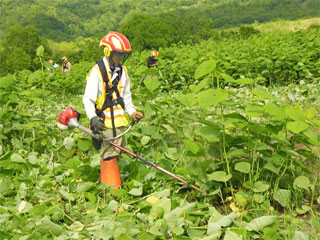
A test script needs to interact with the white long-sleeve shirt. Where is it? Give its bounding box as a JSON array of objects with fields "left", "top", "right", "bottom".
[{"left": 83, "top": 56, "right": 136, "bottom": 120}]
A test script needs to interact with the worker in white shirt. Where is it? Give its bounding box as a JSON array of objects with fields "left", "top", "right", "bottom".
[{"left": 83, "top": 31, "right": 143, "bottom": 189}]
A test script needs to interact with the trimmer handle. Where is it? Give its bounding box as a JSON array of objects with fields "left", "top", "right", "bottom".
[{"left": 130, "top": 119, "right": 140, "bottom": 126}]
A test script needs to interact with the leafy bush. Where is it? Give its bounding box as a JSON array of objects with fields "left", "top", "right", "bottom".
[{"left": 239, "top": 25, "right": 260, "bottom": 39}]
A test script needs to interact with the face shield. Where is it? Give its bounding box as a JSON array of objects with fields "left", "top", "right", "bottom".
[{"left": 109, "top": 50, "right": 132, "bottom": 68}]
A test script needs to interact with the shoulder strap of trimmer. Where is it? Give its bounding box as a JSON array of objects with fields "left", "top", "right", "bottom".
[{"left": 96, "top": 59, "right": 117, "bottom": 137}]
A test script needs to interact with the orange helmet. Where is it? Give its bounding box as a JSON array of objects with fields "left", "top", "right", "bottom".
[
  {"left": 151, "top": 50, "right": 158, "bottom": 57},
  {"left": 48, "top": 59, "right": 53, "bottom": 63},
  {"left": 99, "top": 31, "right": 131, "bottom": 57}
]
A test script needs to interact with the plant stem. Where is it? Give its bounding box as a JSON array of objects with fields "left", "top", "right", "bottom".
[{"left": 220, "top": 103, "right": 234, "bottom": 198}]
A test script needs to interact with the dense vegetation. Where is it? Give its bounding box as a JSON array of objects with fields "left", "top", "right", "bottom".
[
  {"left": 0, "top": 0, "right": 319, "bottom": 41},
  {"left": 1, "top": 0, "right": 319, "bottom": 76},
  {"left": 0, "top": 22, "right": 319, "bottom": 238},
  {"left": 0, "top": 0, "right": 319, "bottom": 238}
]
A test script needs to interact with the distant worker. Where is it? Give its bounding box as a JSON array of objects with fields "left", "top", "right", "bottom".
[
  {"left": 61, "top": 56, "right": 71, "bottom": 73},
  {"left": 147, "top": 50, "right": 158, "bottom": 68},
  {"left": 47, "top": 60, "right": 59, "bottom": 75},
  {"left": 140, "top": 50, "right": 160, "bottom": 85}
]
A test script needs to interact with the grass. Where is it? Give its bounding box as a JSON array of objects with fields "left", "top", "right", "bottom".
[{"left": 253, "top": 18, "right": 320, "bottom": 32}]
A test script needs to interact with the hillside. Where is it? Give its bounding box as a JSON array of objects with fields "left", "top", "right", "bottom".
[{"left": 0, "top": 0, "right": 319, "bottom": 41}]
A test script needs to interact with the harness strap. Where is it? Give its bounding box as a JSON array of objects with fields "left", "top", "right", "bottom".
[{"left": 95, "top": 59, "right": 124, "bottom": 137}]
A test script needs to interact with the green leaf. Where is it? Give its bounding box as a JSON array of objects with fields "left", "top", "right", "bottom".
[
  {"left": 162, "top": 124, "right": 176, "bottom": 134},
  {"left": 235, "top": 78, "right": 254, "bottom": 85},
  {"left": 235, "top": 193, "right": 247, "bottom": 206},
  {"left": 78, "top": 139, "right": 91, "bottom": 152},
  {"left": 273, "top": 189, "right": 291, "bottom": 207},
  {"left": 115, "top": 233, "right": 133, "bottom": 240},
  {"left": 144, "top": 77, "right": 160, "bottom": 92},
  {"left": 227, "top": 148, "right": 245, "bottom": 158},
  {"left": 245, "top": 105, "right": 264, "bottom": 117},
  {"left": 296, "top": 205, "right": 311, "bottom": 215},
  {"left": 11, "top": 153, "right": 25, "bottom": 163},
  {"left": 286, "top": 121, "right": 309, "bottom": 134},
  {"left": 63, "top": 137, "right": 75, "bottom": 151},
  {"left": 263, "top": 220, "right": 280, "bottom": 239},
  {"left": 263, "top": 162, "right": 279, "bottom": 175},
  {"left": 207, "top": 212, "right": 237, "bottom": 238},
  {"left": 245, "top": 216, "right": 276, "bottom": 232},
  {"left": 150, "top": 198, "right": 171, "bottom": 218},
  {"left": 59, "top": 188, "right": 74, "bottom": 201},
  {"left": 0, "top": 75, "right": 15, "bottom": 89},
  {"left": 303, "top": 107, "right": 316, "bottom": 120},
  {"left": 208, "top": 171, "right": 232, "bottom": 182},
  {"left": 136, "top": 232, "right": 155, "bottom": 240},
  {"left": 198, "top": 89, "right": 228, "bottom": 109},
  {"left": 264, "top": 102, "right": 286, "bottom": 120},
  {"left": 190, "top": 77, "right": 211, "bottom": 93},
  {"left": 195, "top": 126, "right": 220, "bottom": 142},
  {"left": 234, "top": 162, "right": 251, "bottom": 173},
  {"left": 293, "top": 176, "right": 311, "bottom": 190},
  {"left": 303, "top": 130, "right": 320, "bottom": 145},
  {"left": 194, "top": 59, "right": 216, "bottom": 79},
  {"left": 37, "top": 216, "right": 63, "bottom": 236},
  {"left": 182, "top": 139, "right": 200, "bottom": 154},
  {"left": 285, "top": 107, "right": 305, "bottom": 121},
  {"left": 251, "top": 87, "right": 275, "bottom": 99},
  {"left": 77, "top": 182, "right": 94, "bottom": 193},
  {"left": 187, "top": 229, "right": 206, "bottom": 238},
  {"left": 253, "top": 181, "right": 269, "bottom": 193},
  {"left": 177, "top": 93, "right": 196, "bottom": 107},
  {"left": 128, "top": 187, "right": 143, "bottom": 196},
  {"left": 43, "top": 61, "right": 53, "bottom": 69},
  {"left": 224, "top": 228, "right": 242, "bottom": 240},
  {"left": 36, "top": 45, "right": 44, "bottom": 57},
  {"left": 67, "top": 157, "right": 81, "bottom": 169},
  {"left": 220, "top": 73, "right": 235, "bottom": 83},
  {"left": 293, "top": 231, "right": 309, "bottom": 240},
  {"left": 141, "top": 136, "right": 151, "bottom": 145}
]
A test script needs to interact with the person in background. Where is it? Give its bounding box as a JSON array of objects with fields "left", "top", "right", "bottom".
[
  {"left": 140, "top": 50, "right": 161, "bottom": 85},
  {"left": 147, "top": 50, "right": 159, "bottom": 68},
  {"left": 82, "top": 31, "right": 143, "bottom": 189},
  {"left": 61, "top": 56, "right": 71, "bottom": 73},
  {"left": 47, "top": 60, "right": 59, "bottom": 75}
]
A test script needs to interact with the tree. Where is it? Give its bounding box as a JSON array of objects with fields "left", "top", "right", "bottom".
[
  {"left": 0, "top": 25, "right": 52, "bottom": 76},
  {"left": 118, "top": 14, "right": 172, "bottom": 51}
]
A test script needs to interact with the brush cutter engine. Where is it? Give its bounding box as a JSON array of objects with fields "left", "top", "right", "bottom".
[{"left": 57, "top": 107, "right": 80, "bottom": 130}]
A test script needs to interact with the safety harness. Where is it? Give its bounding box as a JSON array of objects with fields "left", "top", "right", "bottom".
[
  {"left": 62, "top": 61, "right": 69, "bottom": 70},
  {"left": 95, "top": 59, "right": 125, "bottom": 138}
]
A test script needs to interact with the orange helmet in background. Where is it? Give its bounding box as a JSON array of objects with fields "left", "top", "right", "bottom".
[
  {"left": 151, "top": 50, "right": 159, "bottom": 57},
  {"left": 48, "top": 59, "right": 53, "bottom": 63}
]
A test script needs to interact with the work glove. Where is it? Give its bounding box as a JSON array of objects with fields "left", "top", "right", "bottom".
[
  {"left": 130, "top": 111, "right": 143, "bottom": 122},
  {"left": 91, "top": 116, "right": 106, "bottom": 133}
]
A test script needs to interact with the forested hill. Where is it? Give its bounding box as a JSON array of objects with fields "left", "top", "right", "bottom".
[{"left": 0, "top": 0, "right": 319, "bottom": 42}]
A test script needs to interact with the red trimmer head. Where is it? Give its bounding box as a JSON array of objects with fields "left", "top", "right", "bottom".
[{"left": 57, "top": 107, "right": 80, "bottom": 130}]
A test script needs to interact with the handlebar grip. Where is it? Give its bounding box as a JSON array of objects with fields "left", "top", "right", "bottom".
[{"left": 131, "top": 119, "right": 141, "bottom": 126}]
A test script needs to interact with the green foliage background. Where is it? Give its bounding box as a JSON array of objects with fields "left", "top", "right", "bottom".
[
  {"left": 0, "top": 0, "right": 320, "bottom": 239},
  {"left": 1, "top": 0, "right": 319, "bottom": 41}
]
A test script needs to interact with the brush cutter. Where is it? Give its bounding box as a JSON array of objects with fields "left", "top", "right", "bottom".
[{"left": 57, "top": 107, "right": 203, "bottom": 193}]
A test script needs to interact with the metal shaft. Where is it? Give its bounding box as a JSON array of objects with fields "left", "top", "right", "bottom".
[
  {"left": 76, "top": 124, "right": 203, "bottom": 193},
  {"left": 109, "top": 142, "right": 203, "bottom": 193}
]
